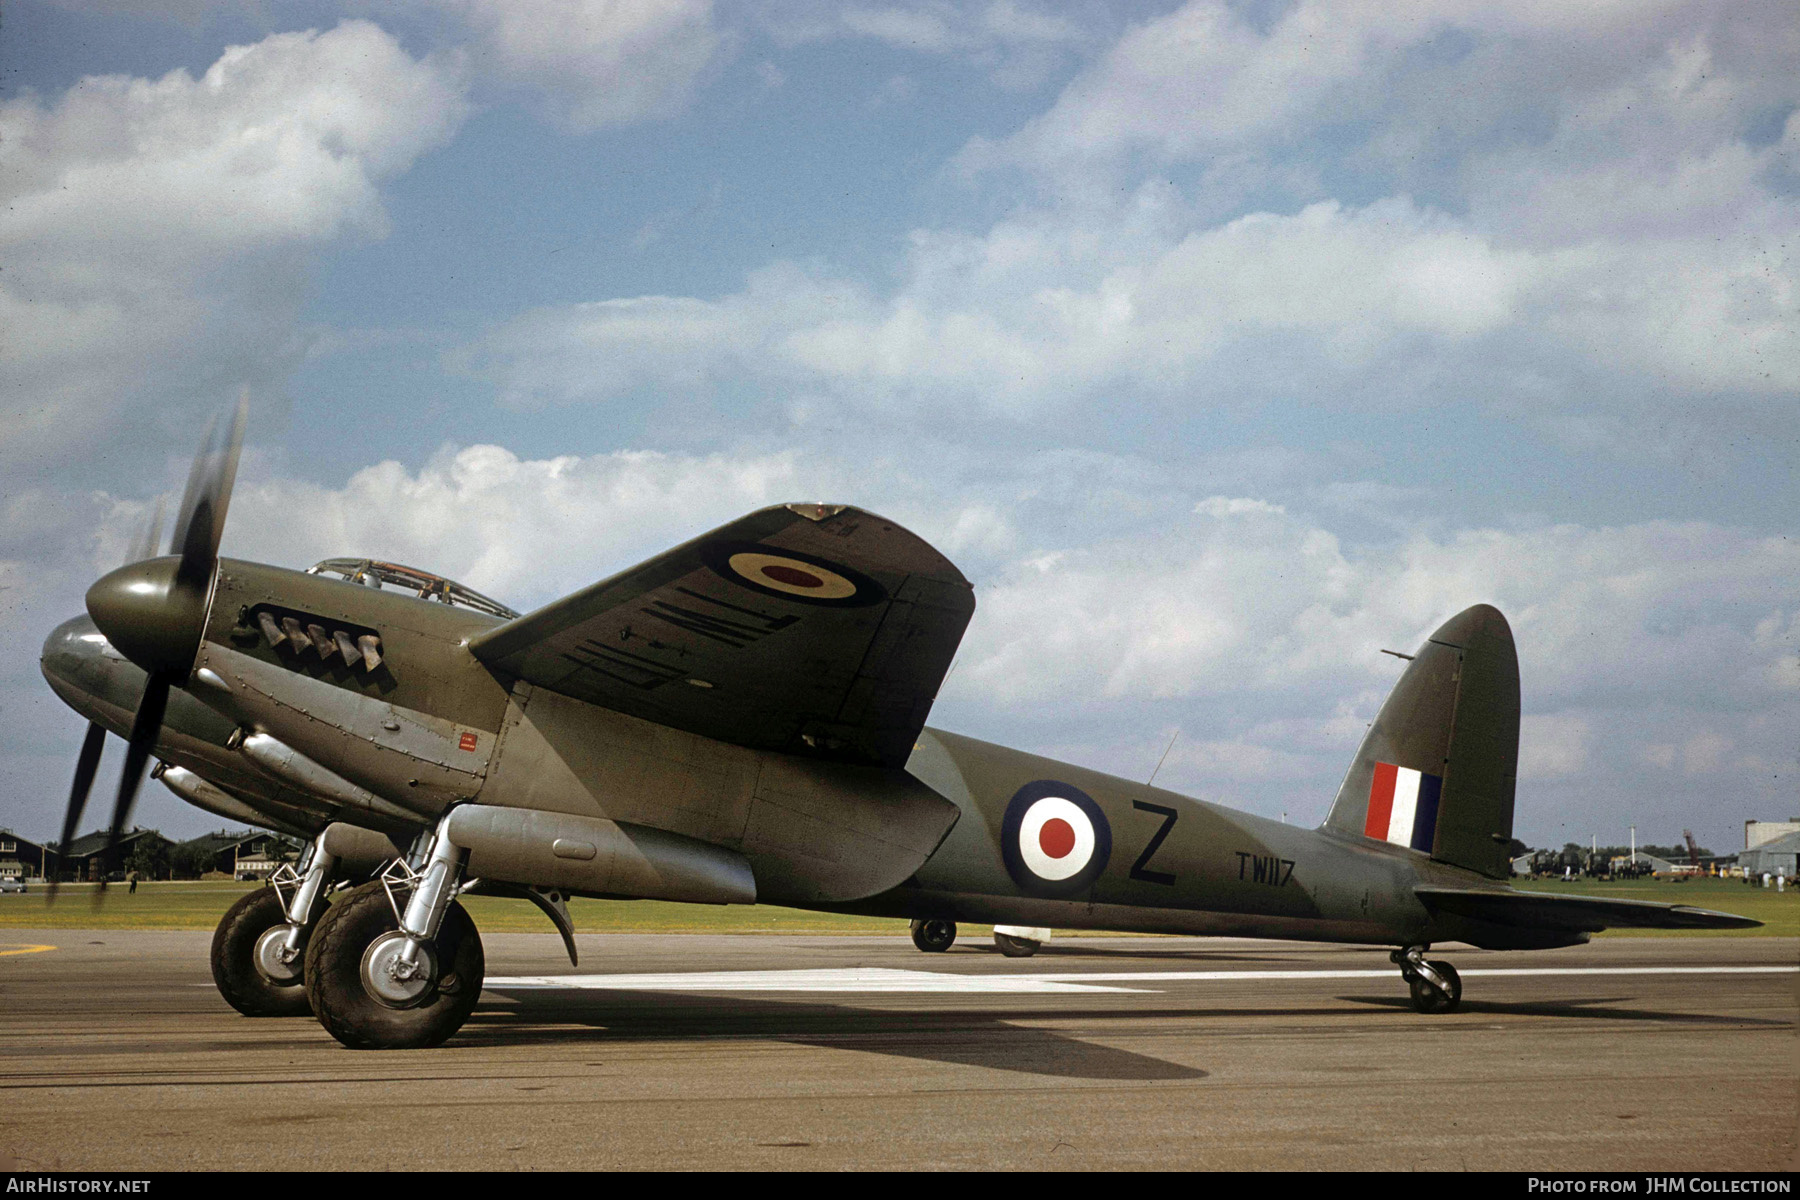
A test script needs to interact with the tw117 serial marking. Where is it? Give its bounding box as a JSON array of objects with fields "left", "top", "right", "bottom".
[{"left": 1236, "top": 851, "right": 1297, "bottom": 887}]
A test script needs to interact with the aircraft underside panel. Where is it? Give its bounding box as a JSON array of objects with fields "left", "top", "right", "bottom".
[
  {"left": 835, "top": 886, "right": 1409, "bottom": 945},
  {"left": 479, "top": 683, "right": 961, "bottom": 905}
]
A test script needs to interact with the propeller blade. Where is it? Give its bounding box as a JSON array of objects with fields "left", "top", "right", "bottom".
[
  {"left": 86, "top": 396, "right": 248, "bottom": 681},
  {"left": 171, "top": 395, "right": 247, "bottom": 592},
  {"left": 48, "top": 722, "right": 108, "bottom": 902},
  {"left": 77, "top": 397, "right": 249, "bottom": 898},
  {"left": 98, "top": 672, "right": 171, "bottom": 895},
  {"left": 127, "top": 496, "right": 166, "bottom": 565}
]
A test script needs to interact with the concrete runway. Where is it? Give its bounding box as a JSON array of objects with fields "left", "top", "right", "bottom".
[{"left": 0, "top": 930, "right": 1794, "bottom": 1171}]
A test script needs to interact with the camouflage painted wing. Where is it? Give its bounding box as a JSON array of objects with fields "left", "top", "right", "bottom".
[
  {"left": 1415, "top": 885, "right": 1761, "bottom": 932},
  {"left": 466, "top": 504, "right": 975, "bottom": 768}
]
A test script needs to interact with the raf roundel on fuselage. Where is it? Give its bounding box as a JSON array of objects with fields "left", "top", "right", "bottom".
[{"left": 1001, "top": 780, "right": 1112, "bottom": 897}]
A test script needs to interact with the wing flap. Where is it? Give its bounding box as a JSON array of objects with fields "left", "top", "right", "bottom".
[
  {"left": 1416, "top": 885, "right": 1761, "bottom": 932},
  {"left": 467, "top": 505, "right": 975, "bottom": 767}
]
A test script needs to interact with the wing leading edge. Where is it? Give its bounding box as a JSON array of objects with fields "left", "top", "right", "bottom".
[
  {"left": 467, "top": 504, "right": 975, "bottom": 768},
  {"left": 1416, "top": 885, "right": 1762, "bottom": 933}
]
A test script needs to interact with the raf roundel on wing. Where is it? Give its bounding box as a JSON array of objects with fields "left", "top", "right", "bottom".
[
  {"left": 699, "top": 541, "right": 887, "bottom": 607},
  {"left": 1001, "top": 780, "right": 1111, "bottom": 897}
]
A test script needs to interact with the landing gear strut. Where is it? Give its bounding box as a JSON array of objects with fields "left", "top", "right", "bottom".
[
  {"left": 1393, "top": 946, "right": 1461, "bottom": 1013},
  {"left": 306, "top": 815, "right": 484, "bottom": 1049},
  {"left": 910, "top": 918, "right": 957, "bottom": 952}
]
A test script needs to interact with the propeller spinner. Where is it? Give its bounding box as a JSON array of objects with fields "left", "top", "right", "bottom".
[{"left": 59, "top": 399, "right": 247, "bottom": 892}]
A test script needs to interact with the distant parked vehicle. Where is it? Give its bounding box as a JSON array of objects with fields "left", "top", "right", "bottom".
[{"left": 0, "top": 877, "right": 27, "bottom": 894}]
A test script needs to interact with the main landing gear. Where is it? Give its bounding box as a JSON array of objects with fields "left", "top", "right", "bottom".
[
  {"left": 1392, "top": 946, "right": 1461, "bottom": 1013},
  {"left": 208, "top": 822, "right": 408, "bottom": 1021},
  {"left": 212, "top": 887, "right": 314, "bottom": 1017},
  {"left": 211, "top": 833, "right": 348, "bottom": 1017},
  {"left": 910, "top": 918, "right": 957, "bottom": 952},
  {"left": 305, "top": 816, "right": 484, "bottom": 1049}
]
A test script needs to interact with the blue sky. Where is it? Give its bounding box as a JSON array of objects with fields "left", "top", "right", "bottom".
[{"left": 2, "top": 0, "right": 1795, "bottom": 855}]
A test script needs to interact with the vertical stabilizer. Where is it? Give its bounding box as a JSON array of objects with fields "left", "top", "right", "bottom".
[{"left": 1323, "top": 604, "right": 1520, "bottom": 879}]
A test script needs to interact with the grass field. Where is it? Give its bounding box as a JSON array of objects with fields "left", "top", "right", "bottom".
[{"left": 0, "top": 876, "right": 1792, "bottom": 937}]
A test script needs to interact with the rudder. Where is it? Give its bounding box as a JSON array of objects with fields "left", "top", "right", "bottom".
[{"left": 1323, "top": 604, "right": 1519, "bottom": 879}]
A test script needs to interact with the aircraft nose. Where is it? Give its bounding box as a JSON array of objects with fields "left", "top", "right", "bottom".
[
  {"left": 40, "top": 613, "right": 126, "bottom": 724},
  {"left": 85, "top": 556, "right": 205, "bottom": 676},
  {"left": 41, "top": 614, "right": 104, "bottom": 683}
]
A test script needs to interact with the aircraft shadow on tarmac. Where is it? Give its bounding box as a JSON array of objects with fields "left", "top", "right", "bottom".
[
  {"left": 962, "top": 945, "right": 1294, "bottom": 964},
  {"left": 468, "top": 990, "right": 1209, "bottom": 1081},
  {"left": 1343, "top": 995, "right": 1794, "bottom": 1026}
]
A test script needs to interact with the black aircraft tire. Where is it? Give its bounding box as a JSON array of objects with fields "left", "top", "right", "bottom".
[
  {"left": 1406, "top": 973, "right": 1443, "bottom": 1013},
  {"left": 305, "top": 882, "right": 484, "bottom": 1050},
  {"left": 211, "top": 887, "right": 312, "bottom": 1017},
  {"left": 910, "top": 919, "right": 957, "bottom": 952},
  {"left": 1407, "top": 962, "right": 1461, "bottom": 1014},
  {"left": 994, "top": 932, "right": 1040, "bottom": 958}
]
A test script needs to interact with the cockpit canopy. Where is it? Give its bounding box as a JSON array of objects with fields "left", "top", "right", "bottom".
[{"left": 305, "top": 558, "right": 519, "bottom": 620}]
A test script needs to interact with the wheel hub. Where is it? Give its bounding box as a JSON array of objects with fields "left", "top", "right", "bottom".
[
  {"left": 361, "top": 931, "right": 439, "bottom": 1009},
  {"left": 252, "top": 924, "right": 304, "bottom": 984}
]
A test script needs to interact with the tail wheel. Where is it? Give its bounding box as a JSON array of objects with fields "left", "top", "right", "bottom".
[
  {"left": 910, "top": 918, "right": 957, "bottom": 952},
  {"left": 304, "top": 881, "right": 484, "bottom": 1050},
  {"left": 211, "top": 887, "right": 312, "bottom": 1017},
  {"left": 993, "top": 932, "right": 1040, "bottom": 958},
  {"left": 1407, "top": 960, "right": 1462, "bottom": 1014}
]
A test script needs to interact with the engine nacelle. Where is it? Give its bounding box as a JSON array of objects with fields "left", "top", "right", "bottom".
[{"left": 443, "top": 805, "right": 756, "bottom": 906}]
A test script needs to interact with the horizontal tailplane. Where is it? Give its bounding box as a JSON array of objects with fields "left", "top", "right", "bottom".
[{"left": 1417, "top": 885, "right": 1761, "bottom": 933}]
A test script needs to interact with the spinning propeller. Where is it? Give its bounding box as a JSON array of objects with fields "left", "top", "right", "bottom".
[{"left": 53, "top": 400, "right": 246, "bottom": 895}]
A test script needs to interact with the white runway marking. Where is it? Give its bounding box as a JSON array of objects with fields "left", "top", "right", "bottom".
[
  {"left": 483, "top": 964, "right": 1796, "bottom": 995},
  {"left": 484, "top": 968, "right": 1136, "bottom": 994},
  {"left": 1020, "top": 966, "right": 1800, "bottom": 984}
]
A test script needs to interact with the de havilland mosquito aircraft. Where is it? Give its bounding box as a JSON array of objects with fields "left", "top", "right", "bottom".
[{"left": 41, "top": 404, "right": 1758, "bottom": 1049}]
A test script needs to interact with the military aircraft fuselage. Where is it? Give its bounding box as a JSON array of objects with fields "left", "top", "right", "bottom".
[
  {"left": 54, "top": 553, "right": 1538, "bottom": 951},
  {"left": 869, "top": 728, "right": 1467, "bottom": 946}
]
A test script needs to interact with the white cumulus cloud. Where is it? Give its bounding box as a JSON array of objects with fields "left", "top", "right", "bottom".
[
  {"left": 0, "top": 21, "right": 470, "bottom": 473},
  {"left": 453, "top": 0, "right": 721, "bottom": 131}
]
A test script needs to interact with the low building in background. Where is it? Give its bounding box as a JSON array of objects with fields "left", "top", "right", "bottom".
[
  {"left": 1745, "top": 819, "right": 1800, "bottom": 851},
  {"left": 1739, "top": 830, "right": 1800, "bottom": 880},
  {"left": 0, "top": 829, "right": 56, "bottom": 882},
  {"left": 1626, "top": 851, "right": 1677, "bottom": 875},
  {"left": 53, "top": 829, "right": 175, "bottom": 882},
  {"left": 174, "top": 830, "right": 302, "bottom": 879}
]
